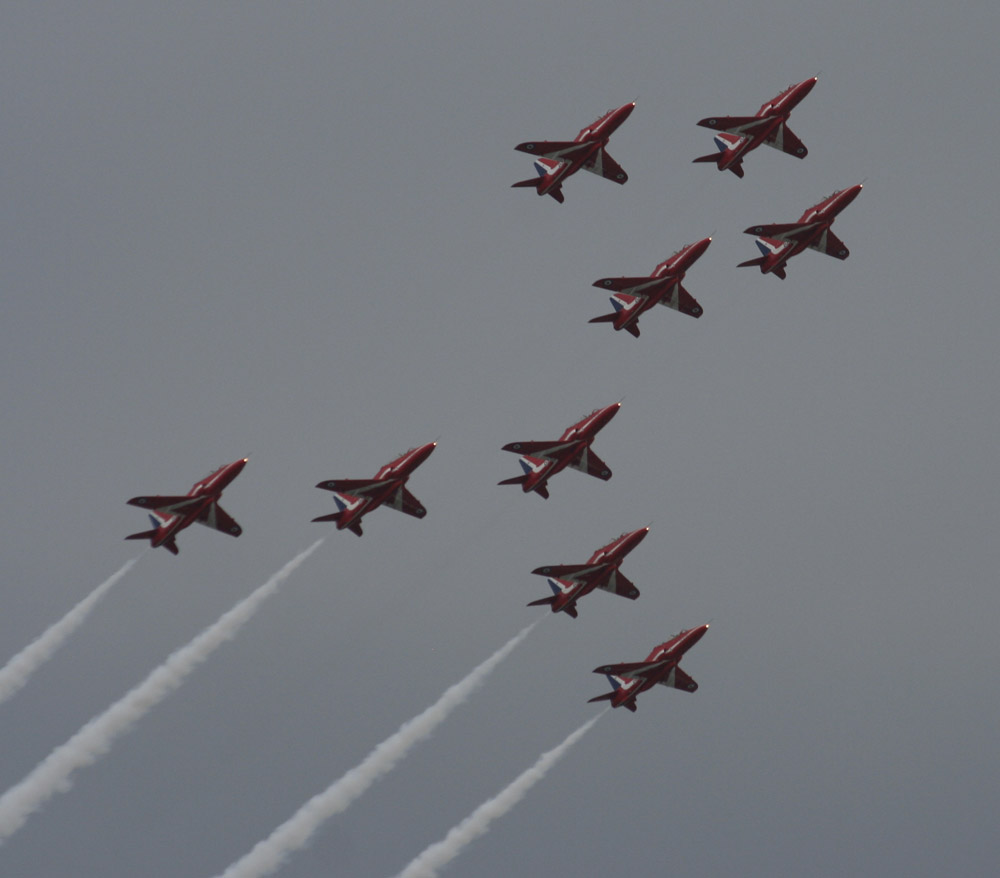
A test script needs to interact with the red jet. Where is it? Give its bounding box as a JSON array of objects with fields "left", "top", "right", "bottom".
[
  {"left": 125, "top": 458, "right": 248, "bottom": 555},
  {"left": 512, "top": 102, "right": 635, "bottom": 203},
  {"left": 313, "top": 442, "right": 436, "bottom": 536},
  {"left": 589, "top": 238, "right": 712, "bottom": 337},
  {"left": 694, "top": 77, "right": 817, "bottom": 178},
  {"left": 528, "top": 527, "right": 649, "bottom": 619},
  {"left": 589, "top": 624, "right": 709, "bottom": 712},
  {"left": 739, "top": 184, "right": 863, "bottom": 279},
  {"left": 499, "top": 402, "right": 621, "bottom": 499}
]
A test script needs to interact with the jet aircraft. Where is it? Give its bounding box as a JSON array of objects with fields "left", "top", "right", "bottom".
[
  {"left": 739, "top": 184, "right": 863, "bottom": 279},
  {"left": 589, "top": 238, "right": 712, "bottom": 337},
  {"left": 313, "top": 442, "right": 436, "bottom": 536},
  {"left": 499, "top": 402, "right": 621, "bottom": 499},
  {"left": 589, "top": 624, "right": 709, "bottom": 712},
  {"left": 528, "top": 527, "right": 649, "bottom": 618},
  {"left": 125, "top": 458, "right": 248, "bottom": 555},
  {"left": 512, "top": 102, "right": 635, "bottom": 203},
  {"left": 694, "top": 77, "right": 817, "bottom": 178}
]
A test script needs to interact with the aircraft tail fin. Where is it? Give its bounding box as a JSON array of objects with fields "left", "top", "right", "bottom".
[{"left": 124, "top": 516, "right": 179, "bottom": 555}]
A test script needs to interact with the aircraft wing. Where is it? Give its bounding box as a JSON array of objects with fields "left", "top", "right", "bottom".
[
  {"left": 764, "top": 123, "right": 808, "bottom": 158},
  {"left": 745, "top": 222, "right": 815, "bottom": 243},
  {"left": 569, "top": 447, "right": 612, "bottom": 480},
  {"left": 593, "top": 660, "right": 665, "bottom": 680},
  {"left": 196, "top": 502, "right": 243, "bottom": 537},
  {"left": 386, "top": 486, "right": 427, "bottom": 518},
  {"left": 593, "top": 276, "right": 663, "bottom": 296},
  {"left": 696, "top": 114, "right": 764, "bottom": 135},
  {"left": 501, "top": 440, "right": 571, "bottom": 459},
  {"left": 581, "top": 148, "right": 628, "bottom": 184},
  {"left": 315, "top": 478, "right": 385, "bottom": 496},
  {"left": 531, "top": 563, "right": 592, "bottom": 579},
  {"left": 600, "top": 571, "right": 639, "bottom": 600},
  {"left": 808, "top": 229, "right": 850, "bottom": 259},
  {"left": 667, "top": 283, "right": 703, "bottom": 318},
  {"left": 514, "top": 140, "right": 593, "bottom": 163},
  {"left": 127, "top": 495, "right": 204, "bottom": 515},
  {"left": 656, "top": 665, "right": 698, "bottom": 692}
]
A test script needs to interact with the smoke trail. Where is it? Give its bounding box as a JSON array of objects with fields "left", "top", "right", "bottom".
[
  {"left": 0, "top": 539, "right": 324, "bottom": 844},
  {"left": 395, "top": 712, "right": 605, "bottom": 878},
  {"left": 215, "top": 620, "right": 540, "bottom": 878},
  {"left": 0, "top": 558, "right": 139, "bottom": 707}
]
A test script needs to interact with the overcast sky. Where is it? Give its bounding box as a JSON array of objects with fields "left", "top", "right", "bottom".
[{"left": 2, "top": 2, "right": 999, "bottom": 876}]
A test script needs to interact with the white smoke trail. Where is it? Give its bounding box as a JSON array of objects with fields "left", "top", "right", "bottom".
[
  {"left": 0, "top": 558, "right": 139, "bottom": 707},
  {"left": 0, "top": 539, "right": 324, "bottom": 844},
  {"left": 215, "top": 620, "right": 540, "bottom": 878},
  {"left": 395, "top": 712, "right": 605, "bottom": 878}
]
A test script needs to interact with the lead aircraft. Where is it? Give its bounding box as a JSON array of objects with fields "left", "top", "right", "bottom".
[
  {"left": 125, "top": 458, "right": 248, "bottom": 555},
  {"left": 589, "top": 624, "right": 709, "bottom": 712},
  {"left": 694, "top": 77, "right": 817, "bottom": 178},
  {"left": 512, "top": 102, "right": 635, "bottom": 203},
  {"left": 589, "top": 237, "right": 712, "bottom": 337},
  {"left": 528, "top": 527, "right": 648, "bottom": 619},
  {"left": 499, "top": 402, "right": 621, "bottom": 499},
  {"left": 739, "top": 183, "right": 863, "bottom": 279},
  {"left": 313, "top": 442, "right": 436, "bottom": 536}
]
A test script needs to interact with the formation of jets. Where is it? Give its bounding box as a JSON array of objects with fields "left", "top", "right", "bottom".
[{"left": 126, "top": 77, "right": 863, "bottom": 711}]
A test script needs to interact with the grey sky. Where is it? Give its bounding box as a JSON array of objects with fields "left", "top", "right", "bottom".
[{"left": 2, "top": 2, "right": 998, "bottom": 876}]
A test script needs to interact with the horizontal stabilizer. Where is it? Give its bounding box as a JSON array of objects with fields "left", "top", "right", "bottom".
[
  {"left": 511, "top": 176, "right": 541, "bottom": 191},
  {"left": 124, "top": 528, "right": 158, "bottom": 543},
  {"left": 497, "top": 475, "right": 528, "bottom": 487},
  {"left": 527, "top": 596, "right": 556, "bottom": 608},
  {"left": 312, "top": 511, "right": 344, "bottom": 523},
  {"left": 588, "top": 312, "right": 617, "bottom": 324},
  {"left": 587, "top": 691, "right": 615, "bottom": 704},
  {"left": 692, "top": 152, "right": 721, "bottom": 165},
  {"left": 737, "top": 256, "right": 766, "bottom": 268}
]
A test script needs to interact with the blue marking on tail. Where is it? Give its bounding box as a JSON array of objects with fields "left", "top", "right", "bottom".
[
  {"left": 333, "top": 494, "right": 349, "bottom": 511},
  {"left": 147, "top": 514, "right": 160, "bottom": 529},
  {"left": 610, "top": 296, "right": 625, "bottom": 313},
  {"left": 518, "top": 457, "right": 535, "bottom": 475},
  {"left": 755, "top": 239, "right": 777, "bottom": 257},
  {"left": 533, "top": 161, "right": 547, "bottom": 178},
  {"left": 712, "top": 135, "right": 728, "bottom": 153},
  {"left": 547, "top": 578, "right": 562, "bottom": 596},
  {"left": 605, "top": 673, "right": 621, "bottom": 691}
]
